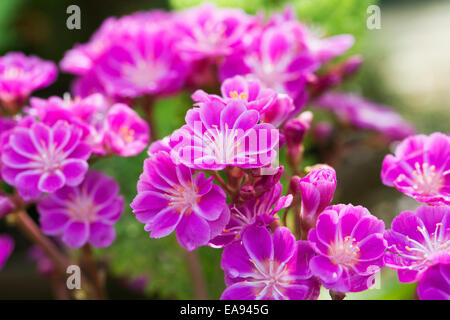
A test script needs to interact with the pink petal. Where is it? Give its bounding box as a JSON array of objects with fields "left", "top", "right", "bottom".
[
  {"left": 38, "top": 170, "right": 66, "bottom": 193},
  {"left": 176, "top": 213, "right": 210, "bottom": 251},
  {"left": 89, "top": 222, "right": 116, "bottom": 248},
  {"left": 61, "top": 159, "right": 88, "bottom": 186},
  {"left": 309, "top": 255, "right": 342, "bottom": 284},
  {"left": 62, "top": 221, "right": 89, "bottom": 248}
]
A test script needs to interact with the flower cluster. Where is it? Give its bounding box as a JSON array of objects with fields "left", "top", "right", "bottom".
[{"left": 0, "top": 2, "right": 446, "bottom": 301}]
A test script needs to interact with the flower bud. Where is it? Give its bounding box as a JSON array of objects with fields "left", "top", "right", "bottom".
[
  {"left": 240, "top": 185, "right": 256, "bottom": 201},
  {"left": 0, "top": 195, "right": 14, "bottom": 219},
  {"left": 299, "top": 164, "right": 336, "bottom": 224},
  {"left": 284, "top": 111, "right": 313, "bottom": 157}
]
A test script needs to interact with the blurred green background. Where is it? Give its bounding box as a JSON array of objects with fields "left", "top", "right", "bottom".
[{"left": 0, "top": 0, "right": 448, "bottom": 299}]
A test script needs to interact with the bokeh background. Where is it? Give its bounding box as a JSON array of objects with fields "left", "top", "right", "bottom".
[{"left": 0, "top": 0, "right": 448, "bottom": 299}]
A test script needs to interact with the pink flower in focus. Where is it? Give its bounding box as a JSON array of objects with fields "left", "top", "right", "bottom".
[
  {"left": 381, "top": 133, "right": 450, "bottom": 205},
  {"left": 131, "top": 151, "right": 229, "bottom": 251},
  {"left": 384, "top": 205, "right": 450, "bottom": 283},
  {"left": 193, "top": 75, "right": 296, "bottom": 127},
  {"left": 0, "top": 52, "right": 57, "bottom": 106},
  {"left": 221, "top": 224, "right": 320, "bottom": 300},
  {"left": 172, "top": 100, "right": 279, "bottom": 170},
  {"left": 37, "top": 170, "right": 123, "bottom": 248},
  {"left": 308, "top": 204, "right": 386, "bottom": 293},
  {"left": 104, "top": 103, "right": 149, "bottom": 157},
  {"left": 1, "top": 120, "right": 91, "bottom": 200}
]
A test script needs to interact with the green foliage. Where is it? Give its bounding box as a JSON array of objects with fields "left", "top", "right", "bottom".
[{"left": 0, "top": 0, "right": 25, "bottom": 51}]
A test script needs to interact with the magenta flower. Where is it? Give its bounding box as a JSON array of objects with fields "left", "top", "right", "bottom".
[
  {"left": 0, "top": 52, "right": 57, "bottom": 106},
  {"left": 104, "top": 103, "right": 149, "bottom": 157},
  {"left": 314, "top": 92, "right": 415, "bottom": 141},
  {"left": 220, "top": 21, "right": 317, "bottom": 110},
  {"left": 193, "top": 75, "right": 277, "bottom": 114},
  {"left": 131, "top": 151, "right": 229, "bottom": 251},
  {"left": 193, "top": 75, "right": 295, "bottom": 127},
  {"left": 381, "top": 133, "right": 450, "bottom": 205},
  {"left": 95, "top": 27, "right": 186, "bottom": 98},
  {"left": 296, "top": 165, "right": 336, "bottom": 225},
  {"left": 221, "top": 224, "right": 320, "bottom": 300},
  {"left": 60, "top": 11, "right": 173, "bottom": 76},
  {"left": 172, "top": 100, "right": 279, "bottom": 170},
  {"left": 37, "top": 170, "right": 123, "bottom": 248},
  {"left": 308, "top": 204, "right": 386, "bottom": 293},
  {"left": 1, "top": 120, "right": 91, "bottom": 200},
  {"left": 384, "top": 205, "right": 450, "bottom": 283},
  {"left": 175, "top": 3, "right": 258, "bottom": 60},
  {"left": 0, "top": 234, "right": 13, "bottom": 270},
  {"left": 28, "top": 94, "right": 110, "bottom": 154},
  {"left": 210, "top": 182, "right": 292, "bottom": 248},
  {"left": 417, "top": 263, "right": 450, "bottom": 300}
]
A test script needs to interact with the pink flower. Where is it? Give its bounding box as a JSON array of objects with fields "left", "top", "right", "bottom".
[
  {"left": 1, "top": 120, "right": 91, "bottom": 200},
  {"left": 0, "top": 234, "right": 14, "bottom": 270},
  {"left": 220, "top": 21, "right": 317, "bottom": 110},
  {"left": 0, "top": 52, "right": 57, "bottom": 106},
  {"left": 172, "top": 99, "right": 279, "bottom": 170},
  {"left": 131, "top": 151, "right": 229, "bottom": 251},
  {"left": 60, "top": 11, "right": 173, "bottom": 76},
  {"left": 95, "top": 27, "right": 187, "bottom": 98},
  {"left": 381, "top": 133, "right": 450, "bottom": 205},
  {"left": 37, "top": 170, "right": 123, "bottom": 248},
  {"left": 27, "top": 94, "right": 111, "bottom": 154},
  {"left": 221, "top": 224, "right": 320, "bottom": 300},
  {"left": 174, "top": 3, "right": 259, "bottom": 61},
  {"left": 384, "top": 205, "right": 450, "bottom": 283},
  {"left": 308, "top": 204, "right": 386, "bottom": 293},
  {"left": 104, "top": 103, "right": 149, "bottom": 157},
  {"left": 314, "top": 92, "right": 415, "bottom": 141},
  {"left": 193, "top": 75, "right": 296, "bottom": 127}
]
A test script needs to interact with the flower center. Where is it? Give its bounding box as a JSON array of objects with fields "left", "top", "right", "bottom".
[
  {"left": 166, "top": 184, "right": 199, "bottom": 215},
  {"left": 402, "top": 223, "right": 450, "bottom": 269},
  {"left": 1, "top": 67, "right": 23, "bottom": 80},
  {"left": 68, "top": 188, "right": 97, "bottom": 222},
  {"left": 228, "top": 91, "right": 248, "bottom": 101},
  {"left": 397, "top": 162, "right": 444, "bottom": 195},
  {"left": 122, "top": 59, "right": 162, "bottom": 89},
  {"left": 329, "top": 236, "right": 360, "bottom": 267},
  {"left": 203, "top": 123, "right": 243, "bottom": 165},
  {"left": 246, "top": 258, "right": 291, "bottom": 300},
  {"left": 119, "top": 126, "right": 135, "bottom": 143}
]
